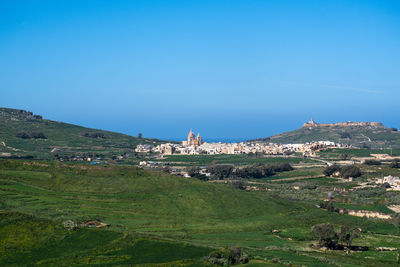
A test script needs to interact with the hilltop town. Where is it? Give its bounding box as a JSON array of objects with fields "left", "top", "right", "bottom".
[{"left": 136, "top": 128, "right": 342, "bottom": 157}]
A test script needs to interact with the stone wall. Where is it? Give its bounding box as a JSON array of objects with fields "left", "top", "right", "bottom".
[{"left": 302, "top": 121, "right": 383, "bottom": 128}]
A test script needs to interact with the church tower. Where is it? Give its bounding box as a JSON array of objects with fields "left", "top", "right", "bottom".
[
  {"left": 196, "top": 133, "right": 202, "bottom": 145},
  {"left": 188, "top": 129, "right": 195, "bottom": 145},
  {"left": 182, "top": 129, "right": 203, "bottom": 147}
]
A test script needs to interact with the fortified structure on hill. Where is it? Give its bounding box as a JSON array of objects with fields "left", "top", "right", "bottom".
[{"left": 302, "top": 118, "right": 383, "bottom": 128}]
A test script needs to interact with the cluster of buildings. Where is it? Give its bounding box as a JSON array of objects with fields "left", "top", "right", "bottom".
[
  {"left": 302, "top": 118, "right": 383, "bottom": 128},
  {"left": 378, "top": 175, "right": 400, "bottom": 191},
  {"left": 135, "top": 129, "right": 340, "bottom": 157}
]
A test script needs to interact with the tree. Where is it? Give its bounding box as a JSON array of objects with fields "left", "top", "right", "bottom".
[
  {"left": 340, "top": 165, "right": 361, "bottom": 179},
  {"left": 340, "top": 133, "right": 351, "bottom": 139},
  {"left": 234, "top": 165, "right": 264, "bottom": 179},
  {"left": 203, "top": 247, "right": 248, "bottom": 265},
  {"left": 187, "top": 166, "right": 201, "bottom": 177},
  {"left": 338, "top": 226, "right": 360, "bottom": 248},
  {"left": 207, "top": 165, "right": 233, "bottom": 179},
  {"left": 391, "top": 159, "right": 400, "bottom": 168},
  {"left": 323, "top": 164, "right": 341, "bottom": 176},
  {"left": 364, "top": 159, "right": 381, "bottom": 166},
  {"left": 15, "top": 131, "right": 47, "bottom": 139},
  {"left": 187, "top": 166, "right": 207, "bottom": 180},
  {"left": 311, "top": 223, "right": 338, "bottom": 249},
  {"left": 138, "top": 133, "right": 143, "bottom": 139},
  {"left": 270, "top": 163, "right": 293, "bottom": 172}
]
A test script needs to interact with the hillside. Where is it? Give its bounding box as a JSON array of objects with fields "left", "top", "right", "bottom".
[
  {"left": 1, "top": 159, "right": 400, "bottom": 266},
  {"left": 0, "top": 107, "right": 165, "bottom": 161},
  {"left": 254, "top": 121, "right": 400, "bottom": 148}
]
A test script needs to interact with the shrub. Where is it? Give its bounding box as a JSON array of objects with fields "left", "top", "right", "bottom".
[
  {"left": 340, "top": 133, "right": 351, "bottom": 139},
  {"left": 230, "top": 181, "right": 246, "bottom": 190},
  {"left": 15, "top": 131, "right": 47, "bottom": 139},
  {"left": 391, "top": 160, "right": 400, "bottom": 168},
  {"left": 203, "top": 247, "right": 248, "bottom": 266},
  {"left": 270, "top": 163, "right": 293, "bottom": 172},
  {"left": 207, "top": 165, "right": 234, "bottom": 179},
  {"left": 319, "top": 201, "right": 340, "bottom": 213},
  {"left": 340, "top": 165, "right": 361, "bottom": 178},
  {"left": 233, "top": 163, "right": 292, "bottom": 179},
  {"left": 82, "top": 132, "right": 106, "bottom": 138},
  {"left": 234, "top": 166, "right": 264, "bottom": 179},
  {"left": 62, "top": 220, "right": 78, "bottom": 230},
  {"left": 364, "top": 159, "right": 381, "bottom": 166},
  {"left": 187, "top": 167, "right": 208, "bottom": 181},
  {"left": 310, "top": 223, "right": 338, "bottom": 249},
  {"left": 338, "top": 226, "right": 361, "bottom": 248},
  {"left": 323, "top": 164, "right": 341, "bottom": 176}
]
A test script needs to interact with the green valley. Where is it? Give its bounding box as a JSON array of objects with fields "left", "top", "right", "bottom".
[{"left": 1, "top": 159, "right": 400, "bottom": 266}]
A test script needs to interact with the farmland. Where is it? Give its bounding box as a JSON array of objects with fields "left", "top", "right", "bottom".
[{"left": 1, "top": 159, "right": 400, "bottom": 266}]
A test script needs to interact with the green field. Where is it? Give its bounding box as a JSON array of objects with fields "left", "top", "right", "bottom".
[
  {"left": 0, "top": 212, "right": 212, "bottom": 266},
  {"left": 319, "top": 148, "right": 400, "bottom": 158},
  {"left": 158, "top": 154, "right": 315, "bottom": 166},
  {"left": 1, "top": 159, "right": 400, "bottom": 266}
]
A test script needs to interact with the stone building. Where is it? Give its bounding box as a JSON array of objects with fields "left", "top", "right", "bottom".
[
  {"left": 302, "top": 118, "right": 383, "bottom": 128},
  {"left": 182, "top": 129, "right": 203, "bottom": 147}
]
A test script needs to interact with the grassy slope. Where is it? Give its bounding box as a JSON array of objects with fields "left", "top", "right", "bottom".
[
  {"left": 0, "top": 212, "right": 212, "bottom": 266},
  {"left": 255, "top": 125, "right": 400, "bottom": 148},
  {"left": 0, "top": 107, "right": 165, "bottom": 159},
  {"left": 1, "top": 160, "right": 400, "bottom": 266}
]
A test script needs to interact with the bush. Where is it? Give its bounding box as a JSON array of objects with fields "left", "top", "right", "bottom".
[
  {"left": 323, "top": 164, "right": 341, "bottom": 176},
  {"left": 364, "top": 159, "right": 381, "bottom": 166},
  {"left": 233, "top": 163, "right": 292, "bottom": 179},
  {"left": 319, "top": 201, "right": 340, "bottom": 213},
  {"left": 207, "top": 165, "right": 234, "bottom": 179},
  {"left": 187, "top": 167, "right": 208, "bottom": 181},
  {"left": 270, "top": 163, "right": 293, "bottom": 172},
  {"left": 234, "top": 166, "right": 264, "bottom": 179},
  {"left": 338, "top": 226, "right": 361, "bottom": 248},
  {"left": 230, "top": 181, "right": 246, "bottom": 190},
  {"left": 340, "top": 133, "right": 351, "bottom": 139},
  {"left": 82, "top": 132, "right": 106, "bottom": 139},
  {"left": 311, "top": 223, "right": 338, "bottom": 249},
  {"left": 391, "top": 160, "right": 400, "bottom": 168},
  {"left": 340, "top": 165, "right": 361, "bottom": 178},
  {"left": 62, "top": 220, "right": 78, "bottom": 230},
  {"left": 15, "top": 131, "right": 47, "bottom": 139},
  {"left": 203, "top": 247, "right": 248, "bottom": 266}
]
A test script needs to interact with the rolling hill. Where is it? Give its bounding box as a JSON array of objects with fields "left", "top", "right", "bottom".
[
  {"left": 1, "top": 159, "right": 399, "bottom": 266},
  {"left": 254, "top": 121, "right": 400, "bottom": 148},
  {"left": 0, "top": 107, "right": 166, "bottom": 161}
]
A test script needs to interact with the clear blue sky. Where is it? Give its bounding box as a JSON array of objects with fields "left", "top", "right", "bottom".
[{"left": 1, "top": 0, "right": 399, "bottom": 141}]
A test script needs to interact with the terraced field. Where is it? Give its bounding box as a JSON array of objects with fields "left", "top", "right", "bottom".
[{"left": 1, "top": 159, "right": 400, "bottom": 266}]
